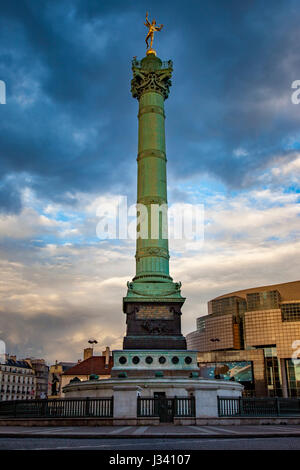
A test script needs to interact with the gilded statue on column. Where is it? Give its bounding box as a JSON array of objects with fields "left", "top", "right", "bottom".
[{"left": 144, "top": 12, "right": 163, "bottom": 54}]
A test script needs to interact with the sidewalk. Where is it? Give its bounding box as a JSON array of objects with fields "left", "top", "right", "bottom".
[{"left": 0, "top": 424, "right": 300, "bottom": 439}]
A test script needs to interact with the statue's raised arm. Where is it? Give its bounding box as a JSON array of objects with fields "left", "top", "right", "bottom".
[{"left": 144, "top": 11, "right": 151, "bottom": 27}]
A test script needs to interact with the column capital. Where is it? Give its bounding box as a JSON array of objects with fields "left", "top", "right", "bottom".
[{"left": 131, "top": 56, "right": 173, "bottom": 100}]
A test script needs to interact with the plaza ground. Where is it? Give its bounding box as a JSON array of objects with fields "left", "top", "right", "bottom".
[
  {"left": 0, "top": 436, "right": 300, "bottom": 450},
  {"left": 0, "top": 425, "right": 300, "bottom": 450}
]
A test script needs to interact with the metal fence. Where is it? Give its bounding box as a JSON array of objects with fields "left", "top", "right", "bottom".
[
  {"left": 137, "top": 396, "right": 195, "bottom": 418},
  {"left": 137, "top": 397, "right": 157, "bottom": 417},
  {"left": 218, "top": 397, "right": 300, "bottom": 417},
  {"left": 175, "top": 397, "right": 196, "bottom": 417},
  {"left": 0, "top": 397, "right": 113, "bottom": 418},
  {"left": 132, "top": 59, "right": 173, "bottom": 70}
]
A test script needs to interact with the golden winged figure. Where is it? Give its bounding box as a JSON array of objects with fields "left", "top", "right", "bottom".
[{"left": 144, "top": 12, "right": 163, "bottom": 51}]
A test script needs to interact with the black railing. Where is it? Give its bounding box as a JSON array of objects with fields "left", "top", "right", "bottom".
[
  {"left": 218, "top": 397, "right": 300, "bottom": 417},
  {"left": 175, "top": 397, "right": 196, "bottom": 417},
  {"left": 137, "top": 397, "right": 157, "bottom": 417},
  {"left": 0, "top": 397, "right": 113, "bottom": 418},
  {"left": 132, "top": 59, "right": 173, "bottom": 70},
  {"left": 137, "top": 396, "right": 195, "bottom": 418}
]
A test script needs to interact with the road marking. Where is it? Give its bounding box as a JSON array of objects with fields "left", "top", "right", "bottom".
[
  {"left": 108, "top": 426, "right": 133, "bottom": 435},
  {"left": 132, "top": 426, "right": 149, "bottom": 435},
  {"left": 45, "top": 444, "right": 109, "bottom": 450},
  {"left": 204, "top": 426, "right": 240, "bottom": 434},
  {"left": 37, "top": 428, "right": 76, "bottom": 434},
  {"left": 264, "top": 426, "right": 300, "bottom": 433},
  {"left": 188, "top": 426, "right": 219, "bottom": 434},
  {"left": 32, "top": 437, "right": 255, "bottom": 451}
]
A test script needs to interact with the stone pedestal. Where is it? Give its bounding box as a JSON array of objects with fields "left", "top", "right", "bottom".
[
  {"left": 113, "top": 385, "right": 142, "bottom": 425},
  {"left": 123, "top": 303, "right": 186, "bottom": 350},
  {"left": 194, "top": 388, "right": 219, "bottom": 418}
]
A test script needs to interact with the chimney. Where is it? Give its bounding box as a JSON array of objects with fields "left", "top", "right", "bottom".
[
  {"left": 84, "top": 348, "right": 93, "bottom": 361},
  {"left": 102, "top": 346, "right": 110, "bottom": 368}
]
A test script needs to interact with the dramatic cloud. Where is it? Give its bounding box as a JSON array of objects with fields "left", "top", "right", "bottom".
[
  {"left": 1, "top": 0, "right": 300, "bottom": 214},
  {"left": 0, "top": 178, "right": 299, "bottom": 361},
  {"left": 0, "top": 0, "right": 299, "bottom": 362}
]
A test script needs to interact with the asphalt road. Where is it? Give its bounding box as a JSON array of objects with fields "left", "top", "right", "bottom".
[{"left": 0, "top": 436, "right": 300, "bottom": 450}]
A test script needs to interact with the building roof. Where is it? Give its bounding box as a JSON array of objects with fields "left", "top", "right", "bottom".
[
  {"left": 62, "top": 356, "right": 113, "bottom": 376},
  {"left": 3, "top": 359, "right": 32, "bottom": 369},
  {"left": 59, "top": 362, "right": 76, "bottom": 372},
  {"left": 212, "top": 280, "right": 300, "bottom": 302}
]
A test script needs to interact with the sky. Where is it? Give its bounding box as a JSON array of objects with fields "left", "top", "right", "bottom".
[{"left": 0, "top": 0, "right": 299, "bottom": 364}]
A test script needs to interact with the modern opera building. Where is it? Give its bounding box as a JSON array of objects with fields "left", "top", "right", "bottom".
[{"left": 186, "top": 280, "right": 300, "bottom": 398}]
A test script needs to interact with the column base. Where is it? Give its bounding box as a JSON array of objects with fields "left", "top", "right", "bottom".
[
  {"left": 123, "top": 335, "right": 187, "bottom": 350},
  {"left": 123, "top": 300, "right": 186, "bottom": 350}
]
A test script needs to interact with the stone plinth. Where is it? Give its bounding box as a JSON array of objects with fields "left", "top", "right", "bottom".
[
  {"left": 113, "top": 385, "right": 142, "bottom": 422},
  {"left": 123, "top": 302, "right": 186, "bottom": 350}
]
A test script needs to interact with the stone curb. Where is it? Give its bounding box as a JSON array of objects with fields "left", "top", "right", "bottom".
[{"left": 0, "top": 432, "right": 300, "bottom": 439}]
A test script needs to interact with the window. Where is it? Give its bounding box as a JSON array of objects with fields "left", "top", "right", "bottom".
[
  {"left": 197, "top": 317, "right": 206, "bottom": 332},
  {"left": 281, "top": 303, "right": 300, "bottom": 322},
  {"left": 285, "top": 360, "right": 300, "bottom": 397},
  {"left": 211, "top": 296, "right": 246, "bottom": 316},
  {"left": 247, "top": 290, "right": 281, "bottom": 311}
]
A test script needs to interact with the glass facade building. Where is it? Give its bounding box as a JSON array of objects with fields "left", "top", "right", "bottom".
[{"left": 186, "top": 280, "right": 300, "bottom": 397}]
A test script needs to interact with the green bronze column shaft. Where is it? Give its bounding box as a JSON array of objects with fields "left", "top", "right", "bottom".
[
  {"left": 124, "top": 53, "right": 184, "bottom": 304},
  {"left": 134, "top": 71, "right": 171, "bottom": 283}
]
